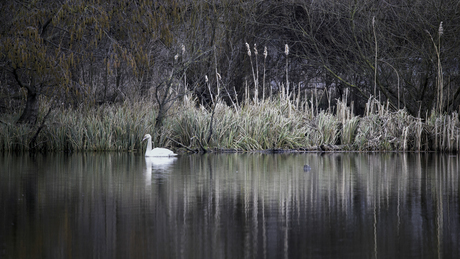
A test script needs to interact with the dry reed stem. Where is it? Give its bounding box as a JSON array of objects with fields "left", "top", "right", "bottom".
[{"left": 2, "top": 94, "right": 460, "bottom": 152}]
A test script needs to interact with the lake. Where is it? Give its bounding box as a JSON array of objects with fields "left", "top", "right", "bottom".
[{"left": 1, "top": 152, "right": 459, "bottom": 258}]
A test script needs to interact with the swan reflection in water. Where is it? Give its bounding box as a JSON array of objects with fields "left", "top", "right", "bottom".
[{"left": 144, "top": 156, "right": 177, "bottom": 186}]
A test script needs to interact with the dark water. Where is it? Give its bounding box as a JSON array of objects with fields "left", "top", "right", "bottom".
[{"left": 1, "top": 152, "right": 459, "bottom": 259}]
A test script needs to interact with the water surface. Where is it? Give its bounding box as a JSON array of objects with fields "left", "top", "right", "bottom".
[{"left": 1, "top": 152, "right": 459, "bottom": 258}]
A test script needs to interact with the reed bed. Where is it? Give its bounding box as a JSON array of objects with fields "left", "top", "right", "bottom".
[
  {"left": 1, "top": 94, "right": 460, "bottom": 153},
  {"left": 0, "top": 101, "right": 156, "bottom": 152}
]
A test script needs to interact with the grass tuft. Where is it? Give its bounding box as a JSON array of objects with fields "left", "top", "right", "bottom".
[{"left": 1, "top": 95, "right": 460, "bottom": 153}]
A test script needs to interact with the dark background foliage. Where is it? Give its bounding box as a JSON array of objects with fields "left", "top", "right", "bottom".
[{"left": 1, "top": 0, "right": 459, "bottom": 125}]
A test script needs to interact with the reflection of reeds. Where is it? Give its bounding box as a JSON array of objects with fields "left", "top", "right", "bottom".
[{"left": 3, "top": 151, "right": 457, "bottom": 258}]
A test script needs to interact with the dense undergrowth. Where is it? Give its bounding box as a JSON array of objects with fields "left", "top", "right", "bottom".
[{"left": 1, "top": 95, "right": 459, "bottom": 153}]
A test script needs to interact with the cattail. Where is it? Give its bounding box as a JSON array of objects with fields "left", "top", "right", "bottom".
[
  {"left": 254, "top": 43, "right": 258, "bottom": 56},
  {"left": 217, "top": 73, "right": 221, "bottom": 80},
  {"left": 263, "top": 46, "right": 267, "bottom": 59},
  {"left": 205, "top": 75, "right": 208, "bottom": 83},
  {"left": 285, "top": 44, "right": 289, "bottom": 56},
  {"left": 174, "top": 54, "right": 179, "bottom": 61},
  {"left": 245, "top": 42, "right": 251, "bottom": 56},
  {"left": 181, "top": 44, "right": 185, "bottom": 55},
  {"left": 439, "top": 21, "right": 444, "bottom": 36}
]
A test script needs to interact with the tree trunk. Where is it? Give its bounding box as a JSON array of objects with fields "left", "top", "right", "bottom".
[
  {"left": 17, "top": 87, "right": 39, "bottom": 125},
  {"left": 13, "top": 69, "right": 39, "bottom": 125}
]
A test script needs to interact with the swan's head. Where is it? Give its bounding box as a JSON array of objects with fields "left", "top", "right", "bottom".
[{"left": 142, "top": 134, "right": 152, "bottom": 142}]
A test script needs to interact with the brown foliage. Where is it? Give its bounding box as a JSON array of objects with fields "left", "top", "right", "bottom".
[{"left": 1, "top": 0, "right": 460, "bottom": 125}]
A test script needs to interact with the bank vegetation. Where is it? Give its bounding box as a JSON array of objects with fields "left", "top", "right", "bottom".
[
  {"left": 1, "top": 90, "right": 459, "bottom": 153},
  {"left": 1, "top": 0, "right": 460, "bottom": 153}
]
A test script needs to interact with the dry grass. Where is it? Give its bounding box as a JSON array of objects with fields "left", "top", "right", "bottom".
[{"left": 1, "top": 94, "right": 459, "bottom": 153}]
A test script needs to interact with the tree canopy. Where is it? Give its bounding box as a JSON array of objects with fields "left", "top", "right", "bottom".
[
  {"left": 0, "top": 0, "right": 180, "bottom": 124},
  {"left": 1, "top": 0, "right": 460, "bottom": 125}
]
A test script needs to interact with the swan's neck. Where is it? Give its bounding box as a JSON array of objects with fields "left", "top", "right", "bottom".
[{"left": 146, "top": 138, "right": 153, "bottom": 152}]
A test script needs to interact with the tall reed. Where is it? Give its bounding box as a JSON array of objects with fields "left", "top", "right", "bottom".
[
  {"left": 337, "top": 96, "right": 359, "bottom": 147},
  {"left": 2, "top": 42, "right": 460, "bottom": 153},
  {"left": 1, "top": 95, "right": 460, "bottom": 152}
]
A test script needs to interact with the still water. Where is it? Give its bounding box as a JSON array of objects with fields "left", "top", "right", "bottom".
[{"left": 1, "top": 152, "right": 459, "bottom": 258}]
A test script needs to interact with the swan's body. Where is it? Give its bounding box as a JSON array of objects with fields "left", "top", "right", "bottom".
[{"left": 142, "top": 134, "right": 177, "bottom": 157}]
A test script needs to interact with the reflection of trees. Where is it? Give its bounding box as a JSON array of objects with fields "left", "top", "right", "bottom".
[{"left": 1, "top": 153, "right": 459, "bottom": 258}]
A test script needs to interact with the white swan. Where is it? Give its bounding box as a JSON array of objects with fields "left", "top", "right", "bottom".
[{"left": 142, "top": 134, "right": 177, "bottom": 157}]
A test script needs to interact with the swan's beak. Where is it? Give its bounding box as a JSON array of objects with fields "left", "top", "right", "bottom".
[{"left": 142, "top": 136, "right": 148, "bottom": 142}]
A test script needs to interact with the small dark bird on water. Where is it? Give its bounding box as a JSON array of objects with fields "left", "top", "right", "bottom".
[{"left": 303, "top": 164, "right": 311, "bottom": 172}]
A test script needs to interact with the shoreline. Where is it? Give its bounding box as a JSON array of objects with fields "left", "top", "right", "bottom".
[{"left": 1, "top": 97, "right": 459, "bottom": 153}]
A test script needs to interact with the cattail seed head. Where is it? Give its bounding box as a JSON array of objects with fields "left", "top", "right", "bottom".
[
  {"left": 263, "top": 46, "right": 267, "bottom": 58},
  {"left": 285, "top": 44, "right": 289, "bottom": 56},
  {"left": 181, "top": 44, "right": 185, "bottom": 55},
  {"left": 245, "top": 42, "right": 251, "bottom": 56},
  {"left": 217, "top": 73, "right": 221, "bottom": 80},
  {"left": 174, "top": 54, "right": 179, "bottom": 61},
  {"left": 254, "top": 43, "right": 258, "bottom": 56},
  {"left": 205, "top": 75, "right": 208, "bottom": 83},
  {"left": 439, "top": 21, "right": 444, "bottom": 36}
]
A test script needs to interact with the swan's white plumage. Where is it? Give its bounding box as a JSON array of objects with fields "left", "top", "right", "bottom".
[{"left": 142, "top": 134, "right": 177, "bottom": 157}]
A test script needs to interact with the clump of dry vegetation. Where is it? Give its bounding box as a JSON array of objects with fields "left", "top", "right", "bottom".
[{"left": 1, "top": 91, "right": 459, "bottom": 153}]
